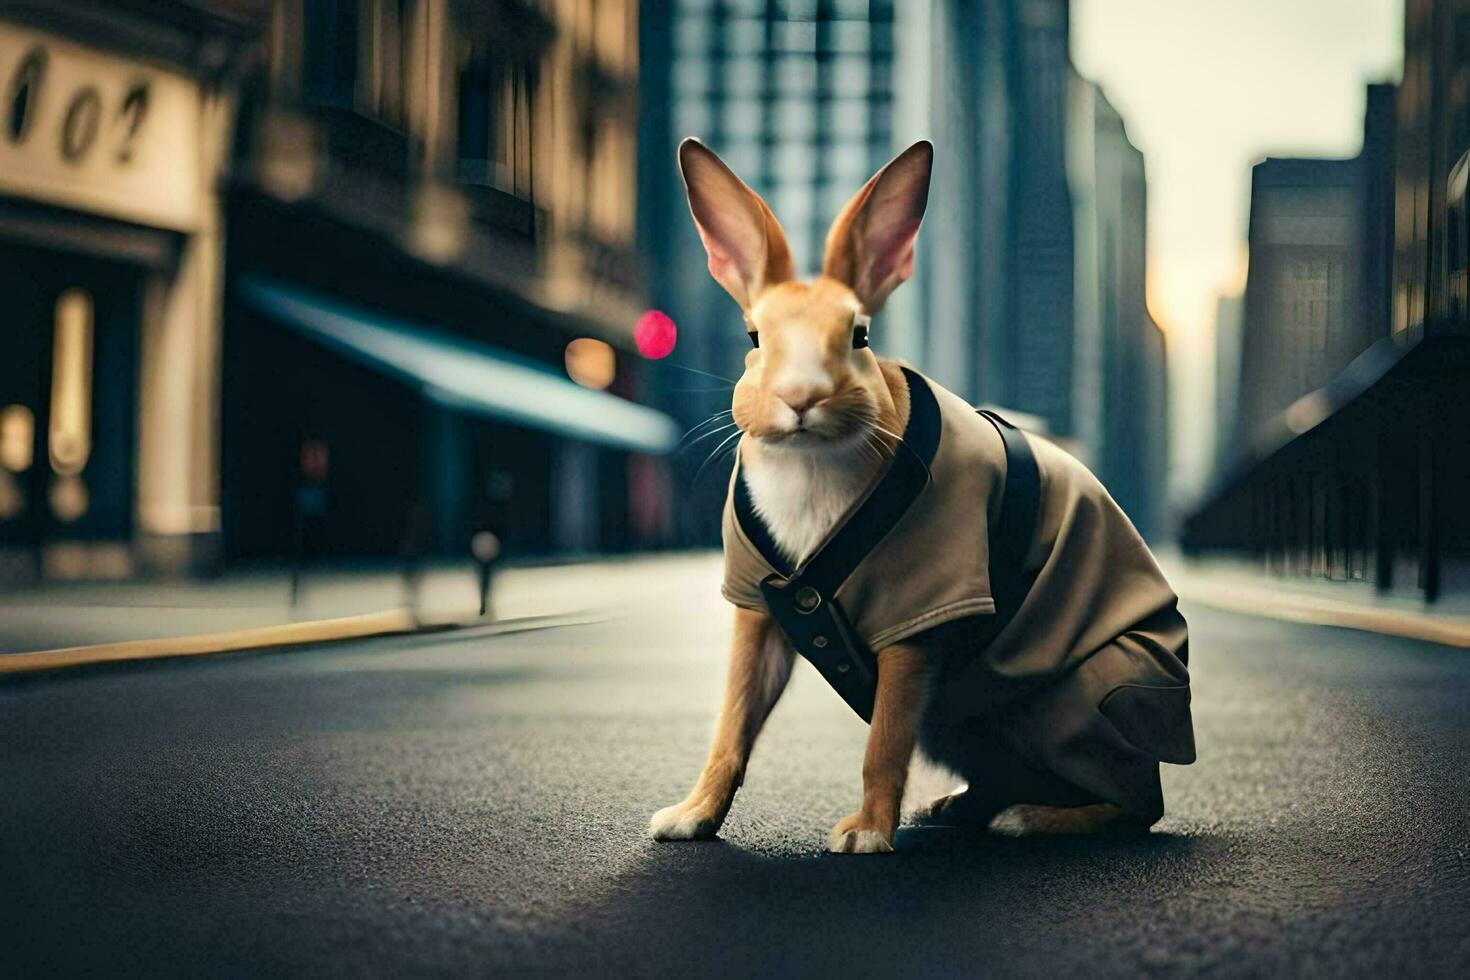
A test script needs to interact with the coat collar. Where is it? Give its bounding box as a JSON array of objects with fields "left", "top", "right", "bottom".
[{"left": 733, "top": 367, "right": 943, "bottom": 583}]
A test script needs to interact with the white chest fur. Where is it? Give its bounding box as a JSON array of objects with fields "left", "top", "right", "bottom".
[{"left": 741, "top": 446, "right": 881, "bottom": 565}]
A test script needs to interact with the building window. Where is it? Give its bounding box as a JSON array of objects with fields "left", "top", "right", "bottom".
[
  {"left": 457, "top": 42, "right": 497, "bottom": 182},
  {"left": 1281, "top": 257, "right": 1335, "bottom": 357},
  {"left": 722, "top": 99, "right": 762, "bottom": 140},
  {"left": 47, "top": 288, "right": 93, "bottom": 525},
  {"left": 359, "top": 0, "right": 410, "bottom": 127},
  {"left": 0, "top": 405, "right": 34, "bottom": 475},
  {"left": 303, "top": 0, "right": 360, "bottom": 108},
  {"left": 671, "top": 0, "right": 896, "bottom": 271},
  {"left": 49, "top": 289, "right": 93, "bottom": 479},
  {"left": 829, "top": 98, "right": 870, "bottom": 144},
  {"left": 302, "top": 0, "right": 411, "bottom": 127},
  {"left": 457, "top": 39, "right": 538, "bottom": 200}
]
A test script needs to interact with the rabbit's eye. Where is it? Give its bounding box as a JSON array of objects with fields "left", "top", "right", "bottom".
[
  {"left": 852, "top": 313, "right": 871, "bottom": 350},
  {"left": 747, "top": 330, "right": 760, "bottom": 348}
]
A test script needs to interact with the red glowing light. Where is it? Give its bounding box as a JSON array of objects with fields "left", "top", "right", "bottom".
[{"left": 635, "top": 310, "right": 677, "bottom": 359}]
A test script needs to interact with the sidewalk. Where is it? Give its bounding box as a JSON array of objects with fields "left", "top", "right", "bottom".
[
  {"left": 1163, "top": 553, "right": 1470, "bottom": 649},
  {"left": 5, "top": 550, "right": 1463, "bottom": 674},
  {"left": 0, "top": 553, "right": 724, "bottom": 670}
]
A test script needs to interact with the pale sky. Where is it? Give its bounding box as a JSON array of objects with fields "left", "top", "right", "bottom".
[{"left": 1071, "top": 0, "right": 1403, "bottom": 504}]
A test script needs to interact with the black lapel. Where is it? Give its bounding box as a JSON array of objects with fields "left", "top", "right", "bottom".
[{"left": 733, "top": 367, "right": 942, "bottom": 586}]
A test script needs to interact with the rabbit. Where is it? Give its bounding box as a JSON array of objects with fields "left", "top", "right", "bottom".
[{"left": 649, "top": 139, "right": 1195, "bottom": 854}]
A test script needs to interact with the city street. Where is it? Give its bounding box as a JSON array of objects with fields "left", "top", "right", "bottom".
[{"left": 3, "top": 555, "right": 1468, "bottom": 977}]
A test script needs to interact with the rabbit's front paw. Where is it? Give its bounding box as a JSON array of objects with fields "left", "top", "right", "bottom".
[
  {"left": 649, "top": 799, "right": 722, "bottom": 841},
  {"left": 827, "top": 811, "right": 894, "bottom": 854}
]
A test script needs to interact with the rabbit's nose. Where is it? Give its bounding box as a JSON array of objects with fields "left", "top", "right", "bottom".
[{"left": 777, "top": 385, "right": 831, "bottom": 418}]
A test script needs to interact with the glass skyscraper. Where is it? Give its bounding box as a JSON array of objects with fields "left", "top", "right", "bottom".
[
  {"left": 640, "top": 0, "right": 900, "bottom": 543},
  {"left": 669, "top": 0, "right": 896, "bottom": 274}
]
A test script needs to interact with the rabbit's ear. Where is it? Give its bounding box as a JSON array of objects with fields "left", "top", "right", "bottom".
[
  {"left": 678, "top": 139, "right": 795, "bottom": 310},
  {"left": 822, "top": 141, "right": 934, "bottom": 312}
]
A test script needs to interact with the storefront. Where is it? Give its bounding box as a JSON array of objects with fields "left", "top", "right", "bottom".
[
  {"left": 0, "top": 14, "right": 231, "bottom": 579},
  {"left": 220, "top": 191, "right": 679, "bottom": 564},
  {"left": 216, "top": 0, "right": 677, "bottom": 567},
  {"left": 2, "top": 1, "right": 675, "bottom": 578}
]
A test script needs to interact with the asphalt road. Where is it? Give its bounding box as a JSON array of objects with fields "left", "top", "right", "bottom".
[{"left": 3, "top": 556, "right": 1469, "bottom": 977}]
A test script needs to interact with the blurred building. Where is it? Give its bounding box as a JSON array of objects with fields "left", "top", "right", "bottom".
[
  {"left": 903, "top": 0, "right": 1171, "bottom": 538},
  {"left": 1361, "top": 83, "right": 1397, "bottom": 341},
  {"left": 225, "top": 0, "right": 676, "bottom": 567},
  {"left": 1393, "top": 0, "right": 1470, "bottom": 335},
  {"left": 1068, "top": 74, "right": 1167, "bottom": 539},
  {"left": 1234, "top": 156, "right": 1367, "bottom": 449},
  {"left": 0, "top": 1, "right": 261, "bottom": 580},
  {"left": 1225, "top": 87, "right": 1392, "bottom": 457},
  {"left": 1139, "top": 314, "right": 1170, "bottom": 539},
  {"left": 910, "top": 2, "right": 1164, "bottom": 535},
  {"left": 639, "top": 0, "right": 900, "bottom": 543},
  {"left": 1211, "top": 291, "right": 1243, "bottom": 480},
  {"left": 0, "top": 0, "right": 679, "bottom": 582},
  {"left": 1212, "top": 85, "right": 1395, "bottom": 472},
  {"left": 1186, "top": 33, "right": 1470, "bottom": 603},
  {"left": 907, "top": 0, "right": 1076, "bottom": 434},
  {"left": 640, "top": 0, "right": 1167, "bottom": 542},
  {"left": 1006, "top": 0, "right": 1076, "bottom": 439}
]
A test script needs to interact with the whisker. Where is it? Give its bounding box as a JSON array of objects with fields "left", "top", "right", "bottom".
[
  {"left": 864, "top": 420, "right": 932, "bottom": 483},
  {"left": 715, "top": 441, "right": 742, "bottom": 473},
  {"left": 662, "top": 363, "right": 738, "bottom": 385},
  {"left": 824, "top": 405, "right": 893, "bottom": 469},
  {"left": 679, "top": 410, "right": 734, "bottom": 442},
  {"left": 679, "top": 422, "right": 740, "bottom": 454},
  {"left": 695, "top": 429, "right": 744, "bottom": 484},
  {"left": 860, "top": 433, "right": 887, "bottom": 465},
  {"left": 677, "top": 416, "right": 735, "bottom": 450},
  {"left": 865, "top": 435, "right": 895, "bottom": 469}
]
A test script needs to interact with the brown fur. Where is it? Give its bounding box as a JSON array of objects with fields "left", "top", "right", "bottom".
[
  {"left": 828, "top": 642, "right": 930, "bottom": 853},
  {"left": 649, "top": 609, "right": 791, "bottom": 840},
  {"left": 733, "top": 279, "right": 904, "bottom": 449}
]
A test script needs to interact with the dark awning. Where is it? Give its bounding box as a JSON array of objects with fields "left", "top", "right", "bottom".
[{"left": 238, "top": 277, "right": 679, "bottom": 455}]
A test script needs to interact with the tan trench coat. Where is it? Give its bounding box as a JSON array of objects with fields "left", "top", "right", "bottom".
[{"left": 721, "top": 369, "right": 1195, "bottom": 824}]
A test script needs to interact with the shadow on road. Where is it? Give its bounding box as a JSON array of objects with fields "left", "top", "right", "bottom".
[{"left": 541, "top": 827, "right": 1218, "bottom": 976}]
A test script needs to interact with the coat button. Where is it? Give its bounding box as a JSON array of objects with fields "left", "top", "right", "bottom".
[
  {"left": 812, "top": 635, "right": 828, "bottom": 648},
  {"left": 794, "top": 587, "right": 821, "bottom": 612},
  {"left": 836, "top": 663, "right": 850, "bottom": 673}
]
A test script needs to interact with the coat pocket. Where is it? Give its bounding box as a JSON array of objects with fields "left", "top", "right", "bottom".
[{"left": 1098, "top": 683, "right": 1197, "bottom": 765}]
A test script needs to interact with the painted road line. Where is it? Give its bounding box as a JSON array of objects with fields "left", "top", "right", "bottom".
[
  {"left": 1176, "top": 579, "right": 1470, "bottom": 649},
  {"left": 0, "top": 610, "right": 602, "bottom": 676}
]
